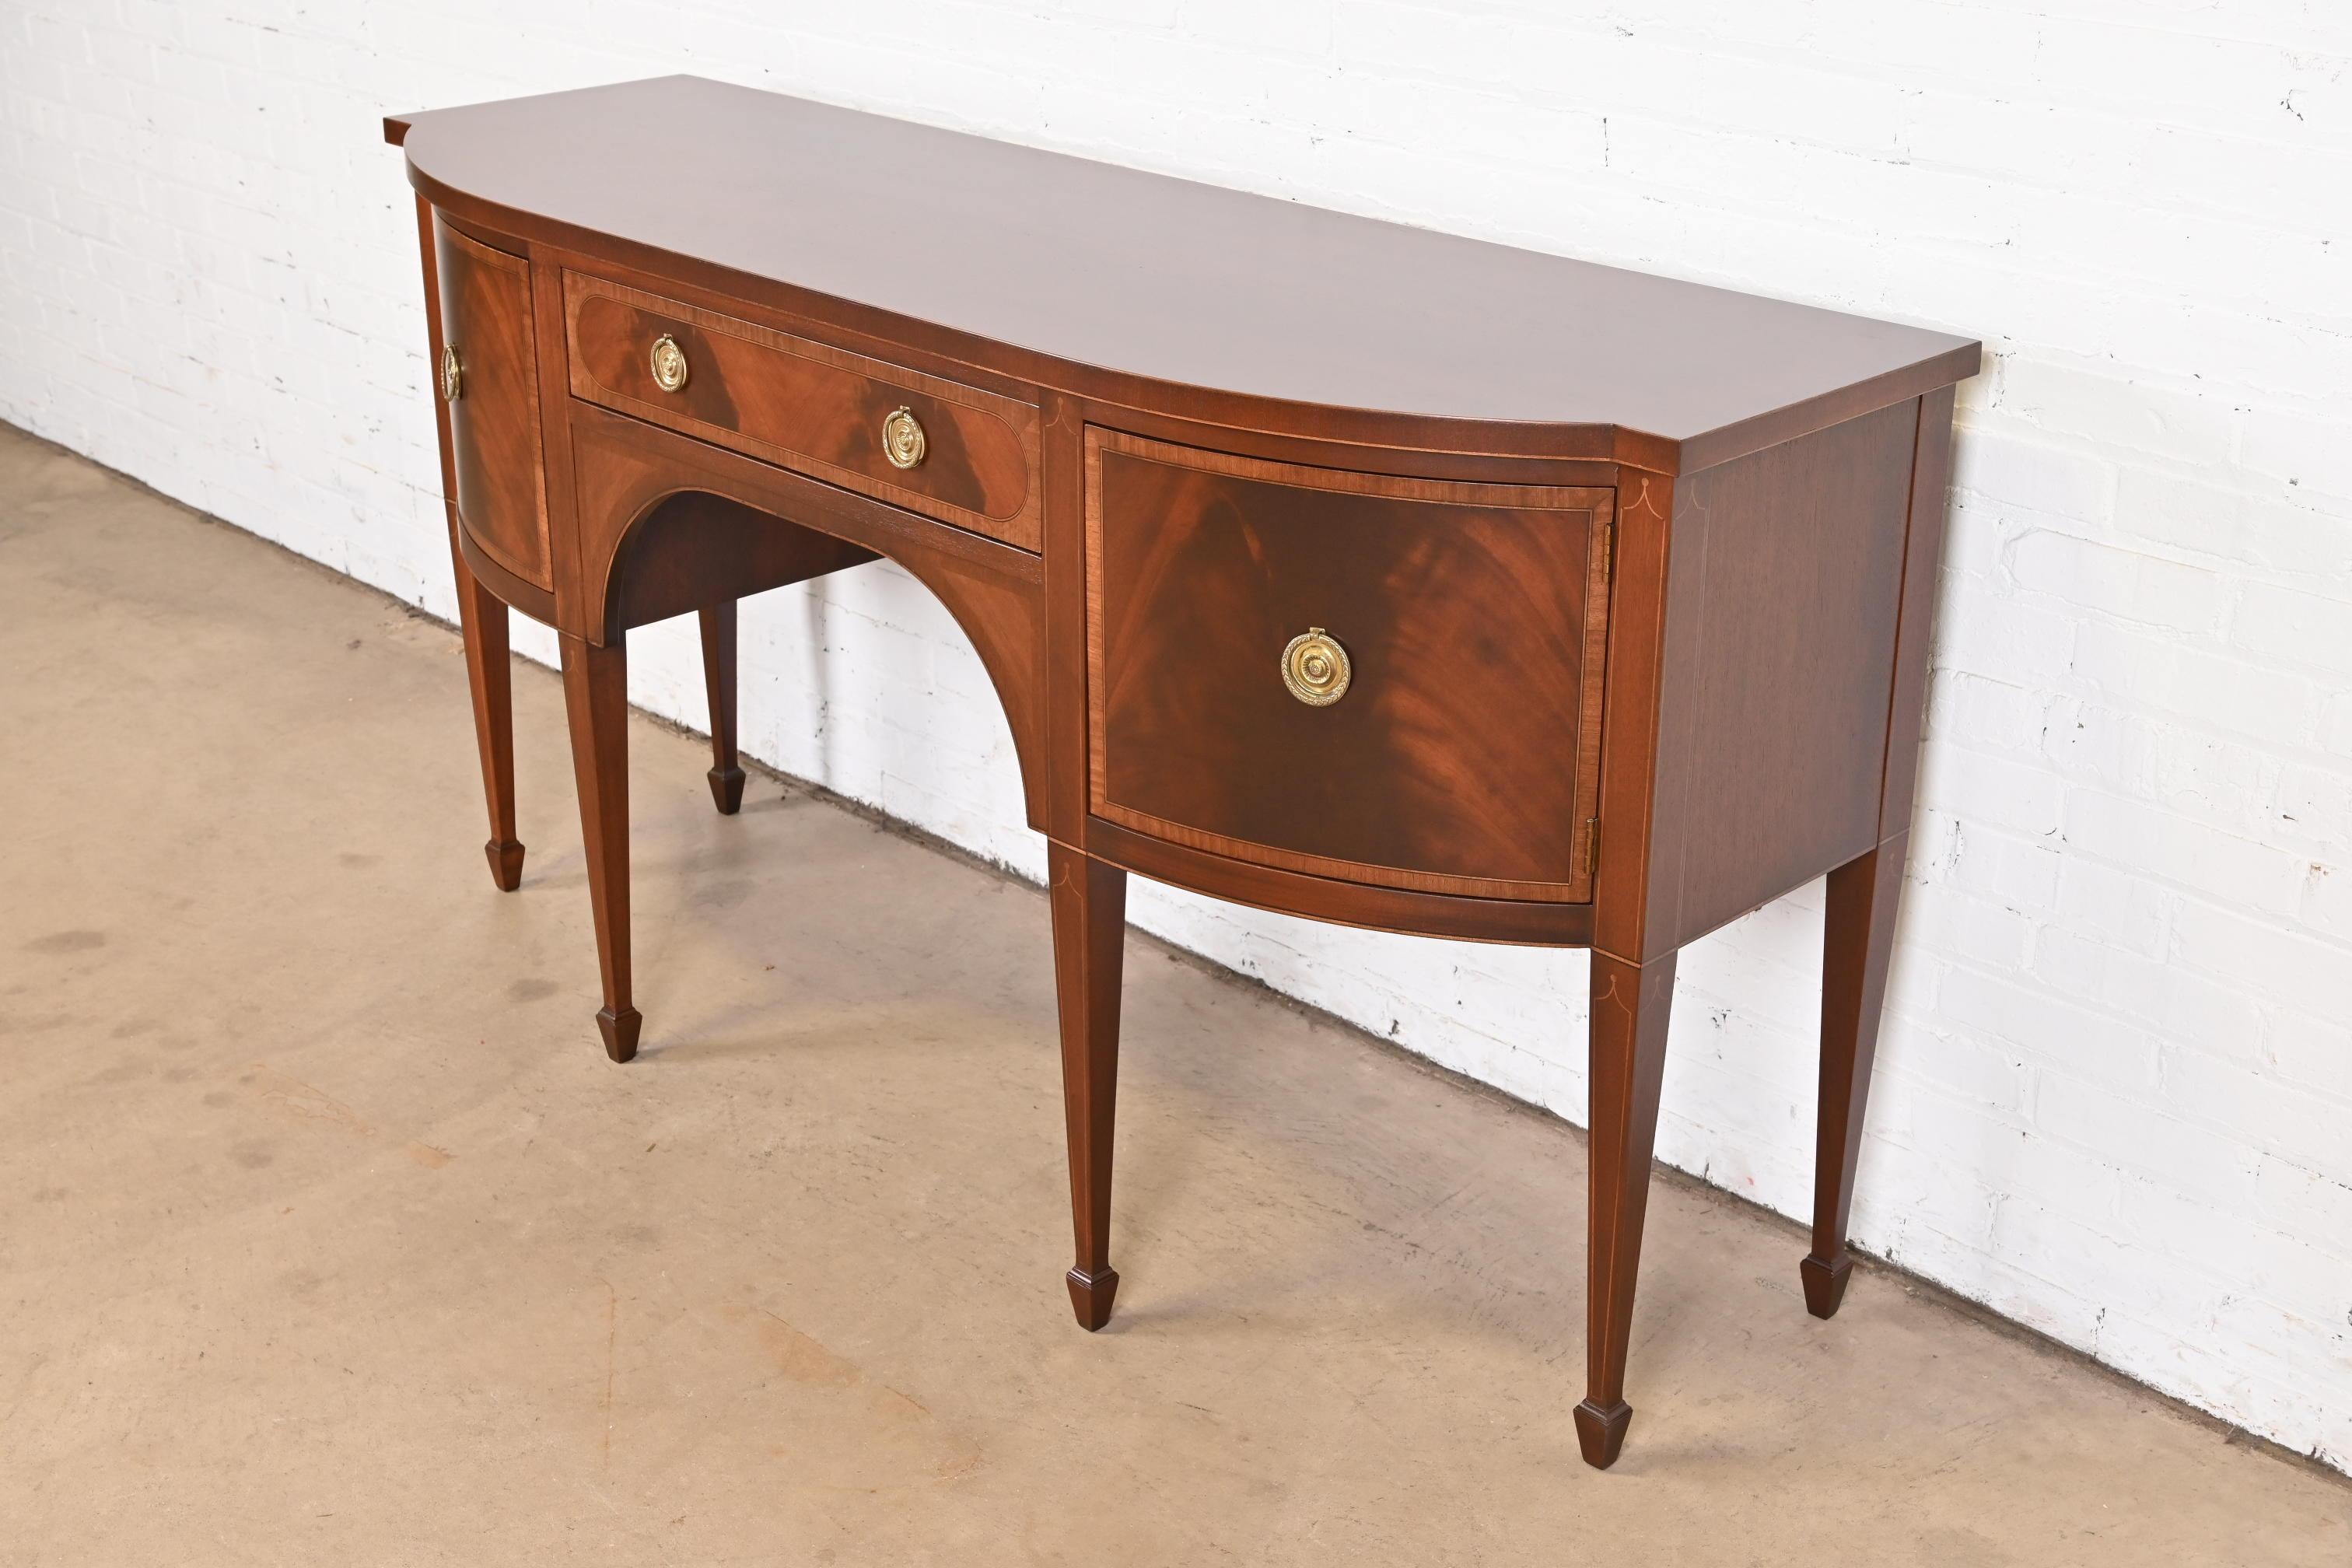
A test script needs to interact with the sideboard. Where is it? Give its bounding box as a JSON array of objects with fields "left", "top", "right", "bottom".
[{"left": 387, "top": 75, "right": 1977, "bottom": 1469}]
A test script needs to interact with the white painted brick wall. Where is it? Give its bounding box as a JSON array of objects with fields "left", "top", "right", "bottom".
[{"left": 3, "top": 0, "right": 2347, "bottom": 1470}]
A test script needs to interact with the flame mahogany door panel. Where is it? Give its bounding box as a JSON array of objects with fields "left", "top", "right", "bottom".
[
  {"left": 432, "top": 215, "right": 550, "bottom": 589},
  {"left": 1086, "top": 429, "right": 1611, "bottom": 902}
]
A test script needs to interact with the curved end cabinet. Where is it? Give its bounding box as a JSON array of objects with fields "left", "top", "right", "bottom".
[{"left": 387, "top": 76, "right": 1978, "bottom": 1472}]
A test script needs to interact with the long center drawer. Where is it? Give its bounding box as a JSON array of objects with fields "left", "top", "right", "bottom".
[{"left": 563, "top": 271, "right": 1042, "bottom": 551}]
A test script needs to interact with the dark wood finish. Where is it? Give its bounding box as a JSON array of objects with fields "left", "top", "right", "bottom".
[
  {"left": 1048, "top": 842, "right": 1127, "bottom": 1330},
  {"left": 565, "top": 272, "right": 1041, "bottom": 551},
  {"left": 1590, "top": 468, "right": 1675, "bottom": 965},
  {"left": 415, "top": 194, "right": 526, "bottom": 892},
  {"left": 525, "top": 242, "right": 591, "bottom": 639},
  {"left": 1067, "top": 394, "right": 1624, "bottom": 491},
  {"left": 1083, "top": 817, "right": 1596, "bottom": 948},
  {"left": 1804, "top": 835, "right": 1909, "bottom": 1318},
  {"left": 1041, "top": 391, "right": 1092, "bottom": 848},
  {"left": 1630, "top": 397, "right": 1923, "bottom": 961},
  {"left": 455, "top": 519, "right": 555, "bottom": 626},
  {"left": 389, "top": 77, "right": 1973, "bottom": 470},
  {"left": 559, "top": 632, "right": 639, "bottom": 1063},
  {"left": 434, "top": 216, "right": 551, "bottom": 588},
  {"left": 603, "top": 489, "right": 877, "bottom": 639},
  {"left": 1085, "top": 429, "right": 1609, "bottom": 901},
  {"left": 564, "top": 406, "right": 1052, "bottom": 826},
  {"left": 1879, "top": 385, "right": 1959, "bottom": 842},
  {"left": 452, "top": 539, "right": 524, "bottom": 889},
  {"left": 1798, "top": 384, "right": 1955, "bottom": 1318},
  {"left": 698, "top": 601, "right": 744, "bottom": 815},
  {"left": 1577, "top": 949, "right": 1677, "bottom": 1470},
  {"left": 389, "top": 77, "right": 1979, "bottom": 1472}
]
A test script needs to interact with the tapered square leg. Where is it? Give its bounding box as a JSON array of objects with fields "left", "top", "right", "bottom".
[
  {"left": 1048, "top": 842, "right": 1126, "bottom": 1331},
  {"left": 1805, "top": 835, "right": 1906, "bottom": 1318},
  {"left": 560, "top": 632, "right": 639, "bottom": 1062},
  {"left": 698, "top": 600, "right": 744, "bottom": 814},
  {"left": 1580, "top": 948, "right": 1677, "bottom": 1469},
  {"left": 450, "top": 534, "right": 523, "bottom": 891}
]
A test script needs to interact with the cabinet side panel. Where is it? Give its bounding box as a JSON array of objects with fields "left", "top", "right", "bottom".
[
  {"left": 1648, "top": 397, "right": 1923, "bottom": 954},
  {"left": 1879, "top": 384, "right": 1958, "bottom": 842}
]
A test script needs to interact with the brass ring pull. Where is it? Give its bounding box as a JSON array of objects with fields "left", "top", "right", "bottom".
[
  {"left": 882, "top": 406, "right": 926, "bottom": 469},
  {"left": 1281, "top": 628, "right": 1350, "bottom": 707},
  {"left": 439, "top": 345, "right": 463, "bottom": 402},
  {"left": 649, "top": 333, "right": 690, "bottom": 393}
]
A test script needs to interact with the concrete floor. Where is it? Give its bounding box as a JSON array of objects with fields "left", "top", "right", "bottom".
[{"left": 2, "top": 421, "right": 2344, "bottom": 1565}]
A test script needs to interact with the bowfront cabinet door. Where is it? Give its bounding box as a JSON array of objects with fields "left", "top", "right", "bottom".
[
  {"left": 1085, "top": 429, "right": 1612, "bottom": 903},
  {"left": 434, "top": 215, "right": 551, "bottom": 589}
]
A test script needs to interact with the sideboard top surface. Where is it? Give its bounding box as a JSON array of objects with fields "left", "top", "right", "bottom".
[{"left": 394, "top": 75, "right": 1976, "bottom": 464}]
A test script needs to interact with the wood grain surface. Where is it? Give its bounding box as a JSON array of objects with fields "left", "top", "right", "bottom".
[
  {"left": 565, "top": 271, "right": 1041, "bottom": 549},
  {"left": 392, "top": 76, "right": 1977, "bottom": 469},
  {"left": 564, "top": 405, "right": 1052, "bottom": 831},
  {"left": 1635, "top": 397, "right": 1924, "bottom": 957},
  {"left": 388, "top": 82, "right": 1979, "bottom": 1472},
  {"left": 434, "top": 216, "right": 550, "bottom": 587},
  {"left": 1085, "top": 429, "right": 1611, "bottom": 901}
]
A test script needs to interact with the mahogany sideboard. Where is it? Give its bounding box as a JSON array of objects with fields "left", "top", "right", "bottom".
[{"left": 387, "top": 75, "right": 1977, "bottom": 1470}]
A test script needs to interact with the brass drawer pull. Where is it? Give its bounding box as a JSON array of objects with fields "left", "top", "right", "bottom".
[
  {"left": 882, "top": 406, "right": 926, "bottom": 469},
  {"left": 1281, "top": 628, "right": 1350, "bottom": 707},
  {"left": 649, "top": 333, "right": 690, "bottom": 393},
  {"left": 439, "top": 345, "right": 463, "bottom": 402}
]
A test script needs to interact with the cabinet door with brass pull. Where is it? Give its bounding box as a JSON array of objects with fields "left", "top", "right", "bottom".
[
  {"left": 1084, "top": 428, "right": 1614, "bottom": 902},
  {"left": 434, "top": 216, "right": 551, "bottom": 588}
]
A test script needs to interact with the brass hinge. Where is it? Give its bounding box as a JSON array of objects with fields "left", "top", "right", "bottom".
[
  {"left": 1604, "top": 517, "right": 1616, "bottom": 581},
  {"left": 1585, "top": 817, "right": 1601, "bottom": 877}
]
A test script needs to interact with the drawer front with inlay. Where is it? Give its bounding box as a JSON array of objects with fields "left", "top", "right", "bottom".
[
  {"left": 1085, "top": 429, "right": 1614, "bottom": 902},
  {"left": 563, "top": 272, "right": 1041, "bottom": 551},
  {"left": 436, "top": 219, "right": 551, "bottom": 588}
]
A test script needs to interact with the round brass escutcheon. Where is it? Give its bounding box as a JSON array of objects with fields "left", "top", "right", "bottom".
[
  {"left": 439, "top": 345, "right": 463, "bottom": 403},
  {"left": 1281, "top": 628, "right": 1351, "bottom": 707},
  {"left": 649, "top": 333, "right": 690, "bottom": 393},
  {"left": 882, "top": 406, "right": 926, "bottom": 470}
]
